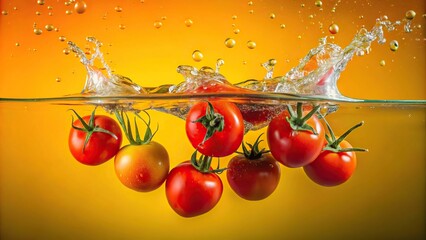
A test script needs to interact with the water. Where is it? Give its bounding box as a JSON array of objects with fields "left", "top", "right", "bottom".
[{"left": 0, "top": 0, "right": 425, "bottom": 239}]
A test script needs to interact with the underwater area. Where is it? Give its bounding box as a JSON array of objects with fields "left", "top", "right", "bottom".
[{"left": 0, "top": 0, "right": 425, "bottom": 239}]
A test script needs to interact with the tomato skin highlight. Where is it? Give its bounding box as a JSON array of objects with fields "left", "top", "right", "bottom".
[
  {"left": 185, "top": 101, "right": 244, "bottom": 157},
  {"left": 114, "top": 141, "right": 170, "bottom": 192},
  {"left": 227, "top": 154, "right": 280, "bottom": 201},
  {"left": 69, "top": 115, "right": 122, "bottom": 166},
  {"left": 304, "top": 140, "right": 357, "bottom": 186},
  {"left": 165, "top": 162, "right": 223, "bottom": 218},
  {"left": 267, "top": 111, "right": 325, "bottom": 168}
]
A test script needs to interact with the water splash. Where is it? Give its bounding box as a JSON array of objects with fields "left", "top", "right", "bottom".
[{"left": 68, "top": 37, "right": 145, "bottom": 96}]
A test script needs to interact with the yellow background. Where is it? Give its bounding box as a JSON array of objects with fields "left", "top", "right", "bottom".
[{"left": 0, "top": 0, "right": 425, "bottom": 239}]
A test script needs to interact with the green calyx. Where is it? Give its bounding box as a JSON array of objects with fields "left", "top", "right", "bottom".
[
  {"left": 114, "top": 110, "right": 158, "bottom": 145},
  {"left": 70, "top": 107, "right": 118, "bottom": 152},
  {"left": 286, "top": 102, "right": 321, "bottom": 134},
  {"left": 321, "top": 115, "right": 368, "bottom": 153},
  {"left": 193, "top": 101, "right": 224, "bottom": 144},
  {"left": 190, "top": 151, "right": 226, "bottom": 174},
  {"left": 237, "top": 133, "right": 270, "bottom": 160}
]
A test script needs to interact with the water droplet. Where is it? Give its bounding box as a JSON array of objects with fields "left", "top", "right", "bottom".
[
  {"left": 269, "top": 13, "right": 276, "bottom": 19},
  {"left": 315, "top": 0, "right": 323, "bottom": 7},
  {"left": 33, "top": 28, "right": 43, "bottom": 35},
  {"left": 248, "top": 1, "right": 254, "bottom": 6},
  {"left": 13, "top": 6, "right": 18, "bottom": 10},
  {"left": 232, "top": 15, "right": 237, "bottom": 20},
  {"left": 297, "top": 35, "right": 302, "bottom": 39},
  {"left": 47, "top": 6, "right": 53, "bottom": 10},
  {"left": 268, "top": 59, "right": 277, "bottom": 66},
  {"left": 192, "top": 50, "right": 203, "bottom": 62},
  {"left": 301, "top": 3, "right": 305, "bottom": 7},
  {"left": 161, "top": 16, "right": 167, "bottom": 20},
  {"left": 216, "top": 58, "right": 225, "bottom": 73},
  {"left": 328, "top": 23, "right": 339, "bottom": 34},
  {"left": 184, "top": 19, "right": 193, "bottom": 27},
  {"left": 233, "top": 28, "right": 240, "bottom": 34},
  {"left": 119, "top": 24, "right": 126, "bottom": 30},
  {"left": 115, "top": 6, "right": 123, "bottom": 12},
  {"left": 359, "top": 15, "right": 364, "bottom": 19},
  {"left": 56, "top": 77, "right": 62, "bottom": 82},
  {"left": 224, "top": 38, "right": 236, "bottom": 48},
  {"left": 379, "top": 60, "right": 386, "bottom": 66},
  {"left": 35, "top": 11, "right": 41, "bottom": 15},
  {"left": 280, "top": 24, "right": 286, "bottom": 29},
  {"left": 405, "top": 10, "right": 416, "bottom": 20},
  {"left": 45, "top": 24, "right": 54, "bottom": 31},
  {"left": 153, "top": 21, "right": 163, "bottom": 29},
  {"left": 247, "top": 40, "right": 256, "bottom": 49},
  {"left": 15, "top": 42, "right": 20, "bottom": 47},
  {"left": 37, "top": 0, "right": 45, "bottom": 5},
  {"left": 389, "top": 40, "right": 399, "bottom": 51},
  {"left": 63, "top": 48, "right": 71, "bottom": 55},
  {"left": 308, "top": 14, "right": 314, "bottom": 19},
  {"left": 2, "top": 10, "right": 8, "bottom": 15},
  {"left": 65, "top": 10, "right": 73, "bottom": 15},
  {"left": 59, "top": 36, "right": 66, "bottom": 41},
  {"left": 74, "top": 1, "right": 87, "bottom": 14},
  {"left": 65, "top": 2, "right": 71, "bottom": 6}
]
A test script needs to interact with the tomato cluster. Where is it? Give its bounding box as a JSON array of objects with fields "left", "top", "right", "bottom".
[{"left": 68, "top": 101, "right": 366, "bottom": 218}]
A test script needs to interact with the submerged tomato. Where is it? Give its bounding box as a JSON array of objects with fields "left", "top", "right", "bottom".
[
  {"left": 69, "top": 114, "right": 122, "bottom": 166},
  {"left": 227, "top": 153, "right": 280, "bottom": 200},
  {"left": 165, "top": 161, "right": 223, "bottom": 218},
  {"left": 304, "top": 140, "right": 357, "bottom": 187},
  {"left": 185, "top": 101, "right": 244, "bottom": 157},
  {"left": 267, "top": 109, "right": 325, "bottom": 168},
  {"left": 114, "top": 141, "right": 170, "bottom": 192}
]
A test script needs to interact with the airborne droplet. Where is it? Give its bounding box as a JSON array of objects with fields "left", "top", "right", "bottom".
[
  {"left": 379, "top": 60, "right": 386, "bottom": 66},
  {"left": 153, "top": 21, "right": 163, "bottom": 29},
  {"left": 328, "top": 23, "right": 339, "bottom": 34},
  {"left": 192, "top": 50, "right": 203, "bottom": 62},
  {"left": 184, "top": 19, "right": 193, "bottom": 27},
  {"left": 33, "top": 28, "right": 43, "bottom": 35},
  {"left": 224, "top": 38, "right": 236, "bottom": 48},
  {"left": 389, "top": 40, "right": 399, "bottom": 51},
  {"left": 1, "top": 10, "right": 8, "bottom": 15},
  {"left": 315, "top": 0, "right": 323, "bottom": 7},
  {"left": 115, "top": 6, "right": 123, "bottom": 12},
  {"left": 74, "top": 1, "right": 87, "bottom": 14},
  {"left": 247, "top": 40, "right": 256, "bottom": 49},
  {"left": 37, "top": 0, "right": 45, "bottom": 5},
  {"left": 405, "top": 10, "right": 416, "bottom": 20}
]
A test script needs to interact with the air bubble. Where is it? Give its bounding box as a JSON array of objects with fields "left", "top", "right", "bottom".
[
  {"left": 56, "top": 77, "right": 62, "bottom": 82},
  {"left": 232, "top": 15, "right": 237, "bottom": 20},
  {"left": 247, "top": 41, "right": 256, "bottom": 49},
  {"left": 269, "top": 13, "right": 276, "bottom": 19},
  {"left": 249, "top": 10, "right": 254, "bottom": 14},
  {"left": 280, "top": 24, "right": 286, "bottom": 29},
  {"left": 63, "top": 48, "right": 71, "bottom": 55},
  {"left": 379, "top": 60, "right": 386, "bottom": 66},
  {"left": 119, "top": 24, "right": 126, "bottom": 30},
  {"left": 389, "top": 40, "right": 399, "bottom": 51},
  {"left": 1, "top": 10, "right": 8, "bottom": 15},
  {"left": 233, "top": 28, "right": 240, "bottom": 34},
  {"left": 37, "top": 0, "right": 45, "bottom": 5},
  {"left": 65, "top": 10, "right": 73, "bottom": 15},
  {"left": 15, "top": 42, "right": 20, "bottom": 47},
  {"left": 328, "top": 23, "right": 339, "bottom": 34},
  {"left": 74, "top": 1, "right": 87, "bottom": 14},
  {"left": 35, "top": 11, "right": 41, "bottom": 15},
  {"left": 248, "top": 1, "right": 254, "bottom": 6},
  {"left": 225, "top": 38, "right": 236, "bottom": 48},
  {"left": 59, "top": 36, "right": 66, "bottom": 41},
  {"left": 192, "top": 50, "right": 203, "bottom": 62},
  {"left": 47, "top": 6, "right": 53, "bottom": 10}
]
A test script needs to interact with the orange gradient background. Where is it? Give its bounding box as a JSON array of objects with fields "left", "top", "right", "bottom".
[{"left": 0, "top": 0, "right": 425, "bottom": 239}]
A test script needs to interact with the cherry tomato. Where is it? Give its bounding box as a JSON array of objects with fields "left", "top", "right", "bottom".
[
  {"left": 227, "top": 153, "right": 280, "bottom": 200},
  {"left": 304, "top": 140, "right": 357, "bottom": 187},
  {"left": 114, "top": 141, "right": 170, "bottom": 192},
  {"left": 69, "top": 113, "right": 122, "bottom": 166},
  {"left": 165, "top": 161, "right": 223, "bottom": 218},
  {"left": 267, "top": 106, "right": 325, "bottom": 168},
  {"left": 186, "top": 101, "right": 244, "bottom": 157}
]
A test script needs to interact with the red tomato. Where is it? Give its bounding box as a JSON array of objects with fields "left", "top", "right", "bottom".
[
  {"left": 69, "top": 114, "right": 122, "bottom": 166},
  {"left": 185, "top": 101, "right": 244, "bottom": 157},
  {"left": 165, "top": 161, "right": 223, "bottom": 217},
  {"left": 114, "top": 141, "right": 170, "bottom": 192},
  {"left": 267, "top": 110, "right": 325, "bottom": 168},
  {"left": 304, "top": 140, "right": 357, "bottom": 186},
  {"left": 227, "top": 153, "right": 280, "bottom": 200}
]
